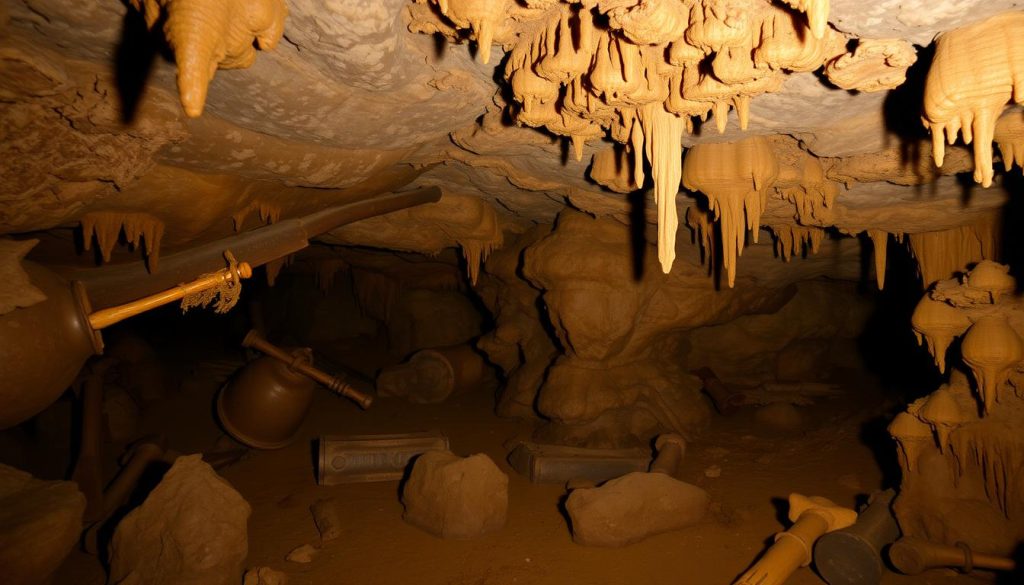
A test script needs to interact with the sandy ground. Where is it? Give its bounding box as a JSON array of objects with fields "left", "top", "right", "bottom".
[{"left": 47, "top": 357, "right": 999, "bottom": 585}]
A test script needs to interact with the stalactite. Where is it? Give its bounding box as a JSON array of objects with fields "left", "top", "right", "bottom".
[
  {"left": 636, "top": 102, "right": 687, "bottom": 274},
  {"left": 867, "top": 229, "right": 888, "bottom": 289},
  {"left": 922, "top": 12, "right": 1024, "bottom": 187},
  {"left": 129, "top": 0, "right": 287, "bottom": 117},
  {"left": 910, "top": 297, "right": 971, "bottom": 374},
  {"left": 460, "top": 233, "right": 502, "bottom": 287},
  {"left": 685, "top": 206, "right": 714, "bottom": 267},
  {"left": 778, "top": 153, "right": 838, "bottom": 224},
  {"left": 80, "top": 211, "right": 165, "bottom": 273},
  {"left": 681, "top": 136, "right": 779, "bottom": 287},
  {"left": 907, "top": 217, "right": 997, "bottom": 286},
  {"left": 433, "top": 0, "right": 511, "bottom": 65},
  {"left": 232, "top": 200, "right": 282, "bottom": 232},
  {"left": 994, "top": 112, "right": 1024, "bottom": 172},
  {"left": 770, "top": 224, "right": 823, "bottom": 263},
  {"left": 949, "top": 424, "right": 1024, "bottom": 517}
]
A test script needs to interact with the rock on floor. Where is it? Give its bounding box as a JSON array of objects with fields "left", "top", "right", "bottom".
[
  {"left": 0, "top": 463, "right": 85, "bottom": 585},
  {"left": 566, "top": 472, "right": 709, "bottom": 547},
  {"left": 109, "top": 454, "right": 251, "bottom": 585},
  {"left": 401, "top": 450, "right": 508, "bottom": 538}
]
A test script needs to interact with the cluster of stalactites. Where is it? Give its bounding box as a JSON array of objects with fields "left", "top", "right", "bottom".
[
  {"left": 771, "top": 223, "right": 823, "bottom": 263},
  {"left": 923, "top": 12, "right": 1024, "bottom": 187},
  {"left": 232, "top": 200, "right": 282, "bottom": 232},
  {"left": 681, "top": 135, "right": 779, "bottom": 287},
  {"left": 130, "top": 0, "right": 287, "bottom": 117},
  {"left": 80, "top": 211, "right": 166, "bottom": 273},
  {"left": 421, "top": 0, "right": 848, "bottom": 275},
  {"left": 907, "top": 217, "right": 998, "bottom": 287}
]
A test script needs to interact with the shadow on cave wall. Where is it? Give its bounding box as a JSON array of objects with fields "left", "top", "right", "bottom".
[
  {"left": 114, "top": 5, "right": 168, "bottom": 124},
  {"left": 855, "top": 234, "right": 946, "bottom": 402}
]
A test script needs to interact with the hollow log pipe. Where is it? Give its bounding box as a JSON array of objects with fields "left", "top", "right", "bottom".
[
  {"left": 889, "top": 536, "right": 1017, "bottom": 575},
  {"left": 72, "top": 187, "right": 443, "bottom": 308}
]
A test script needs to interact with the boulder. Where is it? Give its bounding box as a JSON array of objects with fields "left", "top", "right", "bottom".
[
  {"left": 0, "top": 463, "right": 85, "bottom": 585},
  {"left": 566, "top": 472, "right": 709, "bottom": 547},
  {"left": 401, "top": 450, "right": 508, "bottom": 538},
  {"left": 109, "top": 454, "right": 251, "bottom": 585}
]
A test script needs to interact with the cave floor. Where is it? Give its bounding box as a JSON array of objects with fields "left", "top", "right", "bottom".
[{"left": 54, "top": 361, "right": 991, "bottom": 585}]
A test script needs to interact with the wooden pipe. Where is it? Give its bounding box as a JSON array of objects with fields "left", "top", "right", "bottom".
[
  {"left": 649, "top": 434, "right": 686, "bottom": 477},
  {"left": 241, "top": 329, "right": 373, "bottom": 409},
  {"left": 889, "top": 536, "right": 1017, "bottom": 575},
  {"left": 71, "top": 359, "right": 117, "bottom": 523}
]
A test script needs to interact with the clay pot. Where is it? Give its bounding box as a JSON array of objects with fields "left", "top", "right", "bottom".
[
  {"left": 0, "top": 262, "right": 101, "bottom": 429},
  {"left": 961, "top": 316, "right": 1024, "bottom": 414},
  {"left": 910, "top": 297, "right": 971, "bottom": 373},
  {"left": 217, "top": 351, "right": 317, "bottom": 449}
]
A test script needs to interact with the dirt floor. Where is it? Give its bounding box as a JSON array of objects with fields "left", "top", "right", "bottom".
[{"left": 42, "top": 346, "right": 1003, "bottom": 585}]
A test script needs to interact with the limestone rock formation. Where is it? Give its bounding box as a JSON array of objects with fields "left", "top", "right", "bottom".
[
  {"left": 0, "top": 463, "right": 86, "bottom": 585},
  {"left": 109, "top": 454, "right": 252, "bottom": 585},
  {"left": 893, "top": 262, "right": 1024, "bottom": 555},
  {"left": 401, "top": 450, "right": 509, "bottom": 538},
  {"left": 566, "top": 471, "right": 709, "bottom": 547},
  {"left": 923, "top": 12, "right": 1024, "bottom": 187}
]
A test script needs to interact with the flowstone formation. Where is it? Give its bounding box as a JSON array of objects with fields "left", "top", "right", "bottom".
[
  {"left": 893, "top": 261, "right": 1024, "bottom": 554},
  {"left": 477, "top": 209, "right": 863, "bottom": 446}
]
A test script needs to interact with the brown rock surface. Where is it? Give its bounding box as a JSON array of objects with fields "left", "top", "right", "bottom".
[
  {"left": 108, "top": 454, "right": 251, "bottom": 585},
  {"left": 566, "top": 472, "right": 709, "bottom": 547},
  {"left": 401, "top": 450, "right": 509, "bottom": 539},
  {"left": 0, "top": 463, "right": 85, "bottom": 585}
]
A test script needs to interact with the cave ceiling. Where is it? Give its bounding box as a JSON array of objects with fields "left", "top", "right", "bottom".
[{"left": 2, "top": 0, "right": 1022, "bottom": 287}]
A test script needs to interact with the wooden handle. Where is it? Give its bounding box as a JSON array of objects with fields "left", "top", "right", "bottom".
[
  {"left": 242, "top": 329, "right": 373, "bottom": 409},
  {"left": 87, "top": 259, "right": 252, "bottom": 330},
  {"left": 890, "top": 537, "right": 1016, "bottom": 575}
]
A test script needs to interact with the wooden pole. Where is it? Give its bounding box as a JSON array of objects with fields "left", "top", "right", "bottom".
[
  {"left": 87, "top": 260, "right": 252, "bottom": 330},
  {"left": 242, "top": 329, "right": 373, "bottom": 409}
]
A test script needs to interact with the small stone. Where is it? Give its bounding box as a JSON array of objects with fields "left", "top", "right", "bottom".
[
  {"left": 704, "top": 464, "right": 722, "bottom": 478},
  {"left": 285, "top": 543, "right": 319, "bottom": 563},
  {"left": 244, "top": 567, "right": 288, "bottom": 585},
  {"left": 401, "top": 450, "right": 508, "bottom": 539},
  {"left": 109, "top": 454, "right": 251, "bottom": 585},
  {"left": 310, "top": 499, "right": 342, "bottom": 543},
  {"left": 566, "top": 472, "right": 709, "bottom": 547},
  {"left": 0, "top": 463, "right": 85, "bottom": 585}
]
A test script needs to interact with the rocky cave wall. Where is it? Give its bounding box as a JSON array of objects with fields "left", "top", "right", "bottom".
[{"left": 5, "top": 0, "right": 1024, "bottom": 578}]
